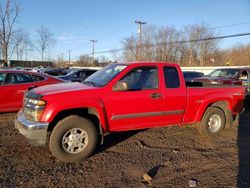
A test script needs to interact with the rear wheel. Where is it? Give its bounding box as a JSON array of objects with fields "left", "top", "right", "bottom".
[
  {"left": 49, "top": 115, "right": 98, "bottom": 162},
  {"left": 197, "top": 107, "right": 225, "bottom": 137}
]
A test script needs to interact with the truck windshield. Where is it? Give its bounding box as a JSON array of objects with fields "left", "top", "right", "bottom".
[
  {"left": 84, "top": 64, "right": 127, "bottom": 87},
  {"left": 208, "top": 69, "right": 239, "bottom": 78}
]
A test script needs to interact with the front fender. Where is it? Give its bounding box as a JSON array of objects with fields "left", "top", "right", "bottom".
[{"left": 41, "top": 96, "right": 109, "bottom": 132}]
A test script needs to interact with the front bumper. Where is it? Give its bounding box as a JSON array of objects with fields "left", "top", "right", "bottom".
[{"left": 15, "top": 111, "right": 49, "bottom": 146}]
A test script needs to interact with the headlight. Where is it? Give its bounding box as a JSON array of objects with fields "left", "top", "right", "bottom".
[{"left": 23, "top": 98, "right": 46, "bottom": 122}]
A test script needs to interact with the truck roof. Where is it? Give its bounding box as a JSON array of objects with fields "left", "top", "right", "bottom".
[{"left": 117, "top": 61, "right": 178, "bottom": 67}]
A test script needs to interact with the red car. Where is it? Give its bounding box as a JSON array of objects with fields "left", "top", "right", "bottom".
[
  {"left": 193, "top": 68, "right": 250, "bottom": 86},
  {"left": 0, "top": 69, "right": 65, "bottom": 113}
]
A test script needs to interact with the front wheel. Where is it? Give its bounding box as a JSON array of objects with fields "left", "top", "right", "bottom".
[
  {"left": 197, "top": 107, "right": 226, "bottom": 137},
  {"left": 49, "top": 115, "right": 98, "bottom": 162}
]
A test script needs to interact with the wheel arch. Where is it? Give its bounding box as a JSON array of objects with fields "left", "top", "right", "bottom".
[
  {"left": 200, "top": 100, "right": 232, "bottom": 129},
  {"left": 47, "top": 107, "right": 106, "bottom": 144},
  {"left": 196, "top": 106, "right": 226, "bottom": 137}
]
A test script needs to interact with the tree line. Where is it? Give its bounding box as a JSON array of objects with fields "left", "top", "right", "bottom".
[
  {"left": 1, "top": 0, "right": 249, "bottom": 68},
  {"left": 0, "top": 0, "right": 55, "bottom": 67},
  {"left": 72, "top": 24, "right": 250, "bottom": 67},
  {"left": 122, "top": 24, "right": 250, "bottom": 66}
]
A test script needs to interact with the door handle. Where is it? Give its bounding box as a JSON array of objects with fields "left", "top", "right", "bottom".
[{"left": 150, "top": 93, "right": 162, "bottom": 99}]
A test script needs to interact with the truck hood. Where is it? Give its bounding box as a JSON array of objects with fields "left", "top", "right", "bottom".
[{"left": 29, "top": 82, "right": 94, "bottom": 97}]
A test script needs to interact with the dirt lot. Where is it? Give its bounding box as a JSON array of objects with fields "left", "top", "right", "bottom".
[{"left": 0, "top": 111, "right": 250, "bottom": 188}]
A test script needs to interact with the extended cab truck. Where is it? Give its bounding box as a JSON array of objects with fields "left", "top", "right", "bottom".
[{"left": 15, "top": 62, "right": 245, "bottom": 162}]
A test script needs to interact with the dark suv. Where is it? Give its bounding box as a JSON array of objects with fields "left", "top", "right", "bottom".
[{"left": 58, "top": 69, "right": 97, "bottom": 82}]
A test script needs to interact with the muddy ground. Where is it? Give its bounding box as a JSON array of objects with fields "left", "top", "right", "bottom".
[{"left": 0, "top": 111, "right": 250, "bottom": 188}]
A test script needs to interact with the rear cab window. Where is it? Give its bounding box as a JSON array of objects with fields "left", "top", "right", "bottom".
[{"left": 164, "top": 66, "right": 180, "bottom": 88}]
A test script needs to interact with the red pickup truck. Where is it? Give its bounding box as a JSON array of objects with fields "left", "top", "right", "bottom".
[{"left": 15, "top": 62, "right": 245, "bottom": 162}]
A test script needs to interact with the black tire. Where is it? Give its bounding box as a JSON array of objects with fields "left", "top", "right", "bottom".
[
  {"left": 49, "top": 115, "right": 98, "bottom": 162},
  {"left": 197, "top": 107, "right": 226, "bottom": 137}
]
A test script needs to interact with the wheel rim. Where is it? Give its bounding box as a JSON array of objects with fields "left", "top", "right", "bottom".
[
  {"left": 61, "top": 128, "right": 88, "bottom": 154},
  {"left": 208, "top": 114, "right": 222, "bottom": 133}
]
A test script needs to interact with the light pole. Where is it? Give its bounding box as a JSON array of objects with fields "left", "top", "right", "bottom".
[
  {"left": 68, "top": 50, "right": 71, "bottom": 66},
  {"left": 135, "top": 20, "right": 146, "bottom": 61},
  {"left": 90, "top": 40, "right": 97, "bottom": 66}
]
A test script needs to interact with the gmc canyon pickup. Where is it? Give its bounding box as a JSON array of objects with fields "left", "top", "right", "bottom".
[{"left": 15, "top": 62, "right": 245, "bottom": 162}]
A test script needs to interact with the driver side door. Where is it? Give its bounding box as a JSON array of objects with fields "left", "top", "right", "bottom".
[{"left": 107, "top": 66, "right": 165, "bottom": 131}]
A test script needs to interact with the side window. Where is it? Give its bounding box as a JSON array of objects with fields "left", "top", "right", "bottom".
[
  {"left": 119, "top": 66, "right": 158, "bottom": 90},
  {"left": 239, "top": 70, "right": 248, "bottom": 79},
  {"left": 0, "top": 73, "right": 6, "bottom": 85},
  {"left": 86, "top": 70, "right": 96, "bottom": 76},
  {"left": 32, "top": 75, "right": 45, "bottom": 81},
  {"left": 11, "top": 73, "right": 34, "bottom": 84},
  {"left": 73, "top": 71, "right": 81, "bottom": 77},
  {"left": 164, "top": 66, "right": 180, "bottom": 88}
]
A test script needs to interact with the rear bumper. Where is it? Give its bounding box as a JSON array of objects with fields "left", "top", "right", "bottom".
[{"left": 15, "top": 111, "right": 49, "bottom": 146}]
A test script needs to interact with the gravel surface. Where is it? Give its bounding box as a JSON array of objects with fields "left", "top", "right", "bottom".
[{"left": 0, "top": 111, "right": 250, "bottom": 187}]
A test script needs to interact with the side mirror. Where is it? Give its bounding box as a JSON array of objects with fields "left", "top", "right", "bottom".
[{"left": 113, "top": 81, "right": 128, "bottom": 91}]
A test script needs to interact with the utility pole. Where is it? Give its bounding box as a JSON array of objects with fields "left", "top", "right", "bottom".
[
  {"left": 61, "top": 53, "right": 64, "bottom": 61},
  {"left": 135, "top": 20, "right": 146, "bottom": 61},
  {"left": 68, "top": 50, "right": 71, "bottom": 66},
  {"left": 0, "top": 32, "right": 2, "bottom": 65},
  {"left": 90, "top": 40, "right": 97, "bottom": 66}
]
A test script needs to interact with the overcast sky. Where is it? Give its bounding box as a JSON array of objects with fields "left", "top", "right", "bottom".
[{"left": 17, "top": 0, "right": 250, "bottom": 61}]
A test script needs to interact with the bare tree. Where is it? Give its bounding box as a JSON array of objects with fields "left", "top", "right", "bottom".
[
  {"left": 111, "top": 50, "right": 122, "bottom": 62},
  {"left": 155, "top": 26, "right": 179, "bottom": 62},
  {"left": 0, "top": 0, "right": 20, "bottom": 66},
  {"left": 218, "top": 44, "right": 250, "bottom": 66},
  {"left": 35, "top": 25, "right": 55, "bottom": 61},
  {"left": 181, "top": 24, "right": 219, "bottom": 66},
  {"left": 14, "top": 30, "right": 33, "bottom": 60},
  {"left": 78, "top": 54, "right": 92, "bottom": 67},
  {"left": 122, "top": 35, "right": 137, "bottom": 61},
  {"left": 122, "top": 23, "right": 220, "bottom": 66},
  {"left": 141, "top": 25, "right": 156, "bottom": 61}
]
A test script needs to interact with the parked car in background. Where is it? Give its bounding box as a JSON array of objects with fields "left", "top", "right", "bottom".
[
  {"left": 22, "top": 68, "right": 38, "bottom": 72},
  {"left": 183, "top": 71, "right": 205, "bottom": 82},
  {"left": 0, "top": 70, "right": 65, "bottom": 113},
  {"left": 193, "top": 68, "right": 250, "bottom": 86},
  {"left": 57, "top": 69, "right": 97, "bottom": 82},
  {"left": 44, "top": 68, "right": 68, "bottom": 76},
  {"left": 198, "top": 67, "right": 250, "bottom": 110}
]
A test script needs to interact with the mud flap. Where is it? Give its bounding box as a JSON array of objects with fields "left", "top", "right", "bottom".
[{"left": 225, "top": 110, "right": 233, "bottom": 129}]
